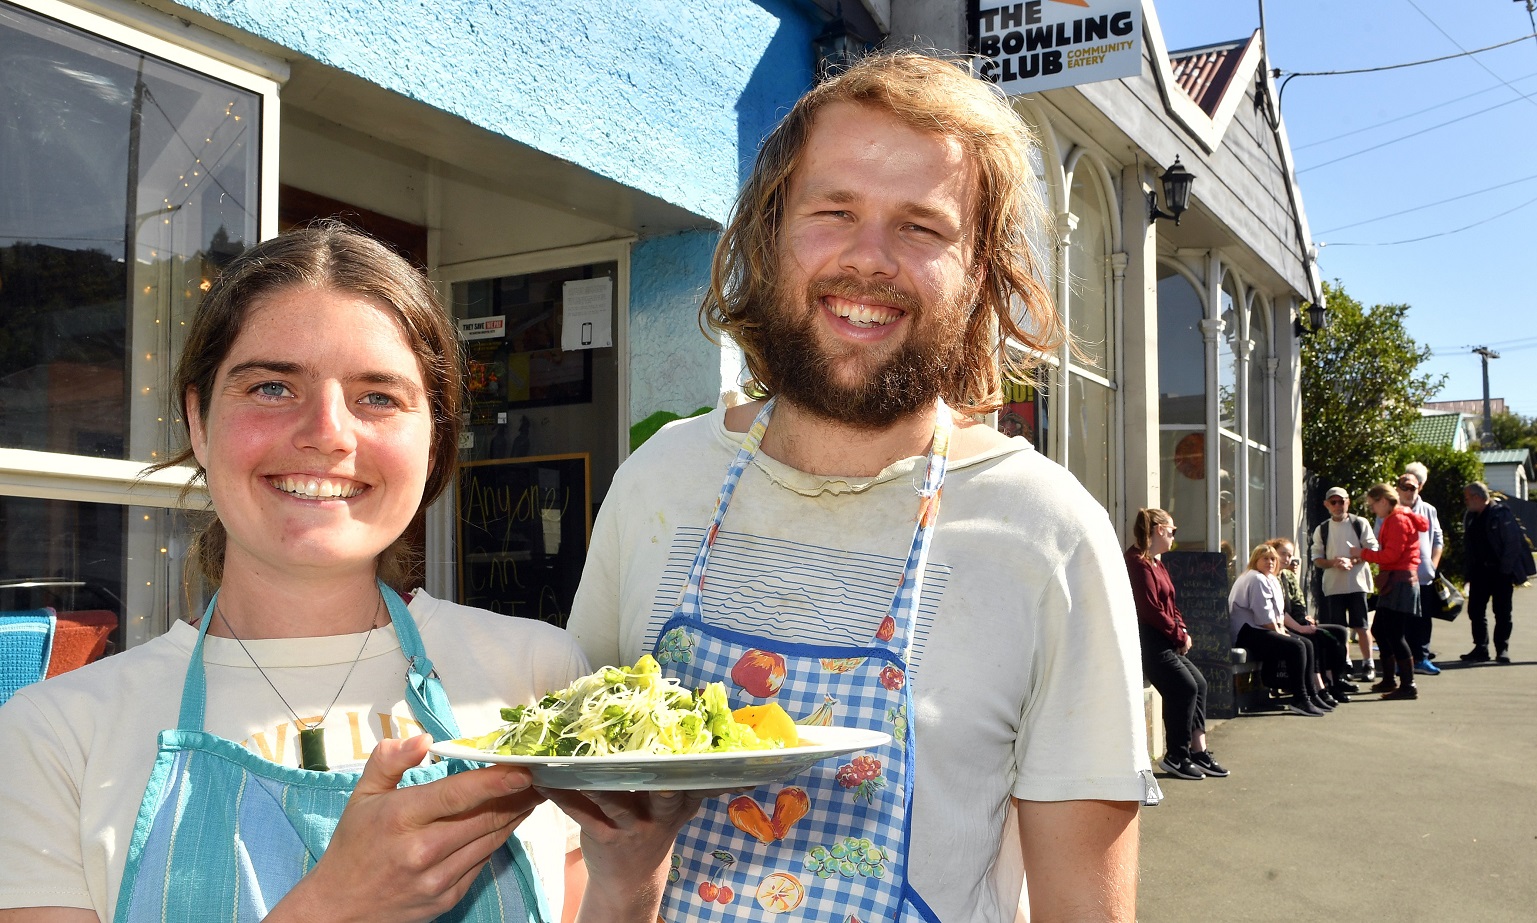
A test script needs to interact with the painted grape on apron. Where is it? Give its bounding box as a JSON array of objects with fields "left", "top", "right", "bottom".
[{"left": 653, "top": 398, "right": 949, "bottom": 922}]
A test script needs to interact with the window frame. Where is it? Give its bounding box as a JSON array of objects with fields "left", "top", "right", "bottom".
[{"left": 1, "top": 0, "right": 284, "bottom": 645}]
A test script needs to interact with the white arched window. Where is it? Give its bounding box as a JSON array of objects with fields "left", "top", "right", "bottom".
[
  {"left": 1156, "top": 264, "right": 1206, "bottom": 550},
  {"left": 1217, "top": 275, "right": 1241, "bottom": 561},
  {"left": 1064, "top": 165, "right": 1114, "bottom": 513},
  {"left": 1245, "top": 293, "right": 1273, "bottom": 552}
]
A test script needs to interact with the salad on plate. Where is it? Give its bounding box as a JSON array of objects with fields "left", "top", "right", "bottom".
[{"left": 455, "top": 655, "right": 799, "bottom": 759}]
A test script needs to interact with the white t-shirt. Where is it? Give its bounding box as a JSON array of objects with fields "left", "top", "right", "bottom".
[
  {"left": 567, "top": 399, "right": 1152, "bottom": 923},
  {"left": 0, "top": 591, "right": 587, "bottom": 921},
  {"left": 1229, "top": 570, "right": 1285, "bottom": 639},
  {"left": 1314, "top": 516, "right": 1379, "bottom": 596}
]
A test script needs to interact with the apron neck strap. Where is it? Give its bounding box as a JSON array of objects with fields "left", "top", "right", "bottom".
[
  {"left": 678, "top": 398, "right": 954, "bottom": 652},
  {"left": 177, "top": 581, "right": 460, "bottom": 740}
]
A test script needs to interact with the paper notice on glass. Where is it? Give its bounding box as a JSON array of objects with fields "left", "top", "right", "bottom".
[{"left": 561, "top": 278, "right": 612, "bottom": 350}]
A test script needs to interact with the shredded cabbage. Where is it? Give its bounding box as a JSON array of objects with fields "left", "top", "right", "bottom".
[{"left": 462, "top": 655, "right": 777, "bottom": 757}]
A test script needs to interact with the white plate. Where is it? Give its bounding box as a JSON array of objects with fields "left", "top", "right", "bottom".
[{"left": 428, "top": 725, "right": 891, "bottom": 791}]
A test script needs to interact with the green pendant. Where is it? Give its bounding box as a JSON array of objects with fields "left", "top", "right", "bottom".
[{"left": 298, "top": 726, "right": 329, "bottom": 771}]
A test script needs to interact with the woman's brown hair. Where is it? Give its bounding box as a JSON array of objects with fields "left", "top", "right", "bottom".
[
  {"left": 1131, "top": 508, "right": 1172, "bottom": 560},
  {"left": 700, "top": 51, "right": 1063, "bottom": 416},
  {"left": 151, "top": 221, "right": 463, "bottom": 592},
  {"left": 1366, "top": 483, "right": 1399, "bottom": 507}
]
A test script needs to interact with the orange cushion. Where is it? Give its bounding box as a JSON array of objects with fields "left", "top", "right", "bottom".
[{"left": 47, "top": 610, "right": 117, "bottom": 678}]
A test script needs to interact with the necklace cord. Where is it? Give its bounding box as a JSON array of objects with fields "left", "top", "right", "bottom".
[{"left": 215, "top": 593, "right": 381, "bottom": 732}]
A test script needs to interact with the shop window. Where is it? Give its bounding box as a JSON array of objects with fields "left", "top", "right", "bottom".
[
  {"left": 1067, "top": 371, "right": 1113, "bottom": 511},
  {"left": 1156, "top": 266, "right": 1206, "bottom": 549},
  {"left": 1217, "top": 277, "right": 1240, "bottom": 433},
  {"left": 1066, "top": 169, "right": 1110, "bottom": 376},
  {"left": 1062, "top": 163, "right": 1115, "bottom": 514},
  {"left": 1245, "top": 295, "right": 1272, "bottom": 550},
  {"left": 1156, "top": 268, "right": 1204, "bottom": 425},
  {"left": 0, "top": 1, "right": 275, "bottom": 647}
]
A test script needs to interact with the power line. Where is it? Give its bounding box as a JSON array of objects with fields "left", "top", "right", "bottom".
[
  {"left": 1405, "top": 0, "right": 1537, "bottom": 112},
  {"left": 1297, "top": 87, "right": 1537, "bottom": 173},
  {"left": 1292, "top": 70, "right": 1537, "bottom": 151},
  {"left": 1276, "top": 30, "right": 1536, "bottom": 78},
  {"left": 1320, "top": 192, "right": 1537, "bottom": 246},
  {"left": 1315, "top": 170, "right": 1537, "bottom": 234}
]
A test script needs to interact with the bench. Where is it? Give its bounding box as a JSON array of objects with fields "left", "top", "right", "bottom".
[{"left": 1230, "top": 646, "right": 1285, "bottom": 713}]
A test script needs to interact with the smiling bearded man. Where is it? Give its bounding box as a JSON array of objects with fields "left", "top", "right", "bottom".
[
  {"left": 757, "top": 270, "right": 974, "bottom": 429},
  {"left": 568, "top": 52, "right": 1155, "bottom": 923}
]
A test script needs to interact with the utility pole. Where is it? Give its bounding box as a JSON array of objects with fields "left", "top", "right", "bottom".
[{"left": 1472, "top": 346, "right": 1500, "bottom": 447}]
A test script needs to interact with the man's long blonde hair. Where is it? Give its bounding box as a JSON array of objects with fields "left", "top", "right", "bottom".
[{"left": 700, "top": 52, "right": 1063, "bottom": 416}]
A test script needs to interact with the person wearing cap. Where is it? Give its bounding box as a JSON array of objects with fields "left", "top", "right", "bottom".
[
  {"left": 1310, "top": 487, "right": 1379, "bottom": 679},
  {"left": 1396, "top": 466, "right": 1444, "bottom": 674}
]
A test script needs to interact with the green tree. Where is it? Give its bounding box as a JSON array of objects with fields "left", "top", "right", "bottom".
[
  {"left": 1486, "top": 410, "right": 1537, "bottom": 454},
  {"left": 1300, "top": 280, "right": 1443, "bottom": 519}
]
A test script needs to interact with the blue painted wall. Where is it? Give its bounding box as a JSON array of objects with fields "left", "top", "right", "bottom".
[
  {"left": 629, "top": 229, "right": 722, "bottom": 425},
  {"left": 179, "top": 0, "right": 819, "bottom": 225}
]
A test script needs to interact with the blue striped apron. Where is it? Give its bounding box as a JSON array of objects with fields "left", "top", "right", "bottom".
[
  {"left": 114, "top": 584, "right": 548, "bottom": 923},
  {"left": 653, "top": 398, "right": 948, "bottom": 922}
]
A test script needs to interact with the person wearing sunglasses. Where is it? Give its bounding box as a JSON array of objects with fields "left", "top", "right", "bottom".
[{"left": 1126, "top": 509, "right": 1228, "bottom": 780}]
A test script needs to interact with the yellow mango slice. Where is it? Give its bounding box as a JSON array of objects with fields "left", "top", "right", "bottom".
[{"left": 731, "top": 703, "right": 800, "bottom": 747}]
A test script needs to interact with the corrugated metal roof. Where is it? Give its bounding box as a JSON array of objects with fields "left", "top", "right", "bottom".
[
  {"left": 1478, "top": 449, "right": 1532, "bottom": 464},
  {"left": 1409, "top": 413, "right": 1461, "bottom": 447},
  {"left": 1169, "top": 37, "right": 1253, "bottom": 116}
]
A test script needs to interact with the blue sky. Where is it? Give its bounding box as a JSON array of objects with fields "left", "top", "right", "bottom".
[{"left": 1155, "top": 0, "right": 1537, "bottom": 418}]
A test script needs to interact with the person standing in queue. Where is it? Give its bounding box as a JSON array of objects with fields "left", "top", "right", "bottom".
[
  {"left": 1460, "top": 481, "right": 1536, "bottom": 664},
  {"left": 0, "top": 224, "right": 697, "bottom": 923},
  {"left": 569, "top": 52, "right": 1155, "bottom": 923},
  {"left": 1396, "top": 465, "right": 1445, "bottom": 675},
  {"left": 1356, "top": 482, "right": 1429, "bottom": 700},
  {"left": 1126, "top": 509, "right": 1230, "bottom": 781}
]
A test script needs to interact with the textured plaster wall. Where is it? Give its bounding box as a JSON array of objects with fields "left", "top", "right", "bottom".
[
  {"left": 177, "top": 0, "right": 816, "bottom": 224},
  {"left": 629, "top": 230, "right": 721, "bottom": 430}
]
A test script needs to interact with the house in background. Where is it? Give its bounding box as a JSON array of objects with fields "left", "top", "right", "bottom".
[
  {"left": 1410, "top": 411, "right": 1483, "bottom": 452},
  {"left": 1477, "top": 448, "right": 1533, "bottom": 500}
]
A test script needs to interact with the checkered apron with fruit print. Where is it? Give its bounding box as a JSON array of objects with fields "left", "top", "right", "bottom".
[{"left": 653, "top": 398, "right": 948, "bottom": 923}]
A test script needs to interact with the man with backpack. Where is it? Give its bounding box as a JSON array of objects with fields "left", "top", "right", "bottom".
[{"left": 1312, "top": 486, "right": 1381, "bottom": 680}]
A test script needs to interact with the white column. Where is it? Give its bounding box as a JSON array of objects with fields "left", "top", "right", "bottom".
[{"left": 1053, "top": 210, "right": 1078, "bottom": 468}]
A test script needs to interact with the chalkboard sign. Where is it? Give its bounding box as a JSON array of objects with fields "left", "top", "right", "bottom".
[
  {"left": 1161, "top": 550, "right": 1237, "bottom": 717},
  {"left": 457, "top": 453, "right": 591, "bottom": 627}
]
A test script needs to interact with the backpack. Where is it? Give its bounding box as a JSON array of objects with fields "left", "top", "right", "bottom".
[{"left": 1308, "top": 516, "right": 1370, "bottom": 602}]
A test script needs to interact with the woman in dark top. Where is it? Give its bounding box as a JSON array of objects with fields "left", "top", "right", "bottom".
[{"left": 1126, "top": 508, "right": 1229, "bottom": 781}]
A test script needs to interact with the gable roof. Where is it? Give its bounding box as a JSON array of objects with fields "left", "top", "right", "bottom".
[
  {"left": 1410, "top": 412, "right": 1472, "bottom": 448},
  {"left": 1478, "top": 448, "right": 1532, "bottom": 466},
  {"left": 1169, "top": 38, "right": 1252, "bottom": 117}
]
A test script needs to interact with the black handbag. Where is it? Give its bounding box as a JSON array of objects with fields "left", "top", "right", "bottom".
[{"left": 1430, "top": 573, "right": 1464, "bottom": 621}]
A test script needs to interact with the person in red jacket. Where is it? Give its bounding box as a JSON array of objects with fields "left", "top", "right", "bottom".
[
  {"left": 1355, "top": 482, "right": 1429, "bottom": 700},
  {"left": 1126, "top": 508, "right": 1229, "bottom": 781}
]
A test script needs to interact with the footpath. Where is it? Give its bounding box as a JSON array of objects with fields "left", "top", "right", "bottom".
[{"left": 1136, "top": 586, "right": 1537, "bottom": 923}]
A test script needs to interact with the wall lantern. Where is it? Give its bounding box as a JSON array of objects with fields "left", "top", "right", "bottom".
[
  {"left": 1294, "top": 303, "right": 1328, "bottom": 338},
  {"left": 1148, "top": 157, "right": 1195, "bottom": 225}
]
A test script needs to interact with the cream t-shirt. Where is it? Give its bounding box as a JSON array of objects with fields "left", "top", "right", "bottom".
[
  {"left": 568, "top": 398, "right": 1152, "bottom": 923},
  {"left": 0, "top": 591, "right": 586, "bottom": 921}
]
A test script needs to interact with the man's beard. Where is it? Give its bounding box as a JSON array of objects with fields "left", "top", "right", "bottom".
[{"left": 754, "top": 274, "right": 971, "bottom": 430}]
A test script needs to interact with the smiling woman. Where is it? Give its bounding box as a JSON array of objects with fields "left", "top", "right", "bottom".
[{"left": 0, "top": 223, "right": 704, "bottom": 923}]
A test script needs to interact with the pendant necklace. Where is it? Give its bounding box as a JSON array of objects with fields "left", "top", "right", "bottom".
[{"left": 216, "top": 593, "right": 382, "bottom": 771}]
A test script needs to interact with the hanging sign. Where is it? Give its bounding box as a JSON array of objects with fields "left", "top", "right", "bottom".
[{"left": 969, "top": 0, "right": 1143, "bottom": 96}]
